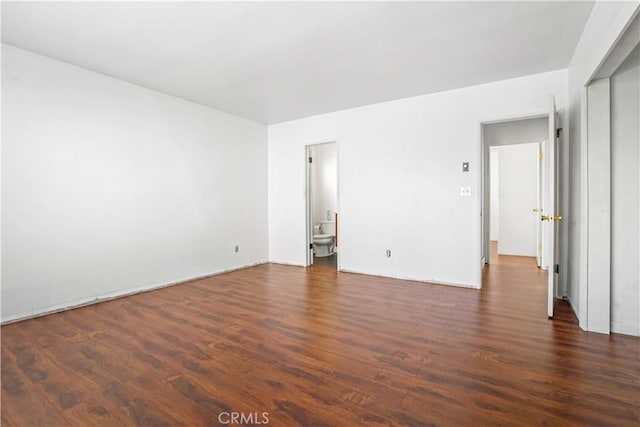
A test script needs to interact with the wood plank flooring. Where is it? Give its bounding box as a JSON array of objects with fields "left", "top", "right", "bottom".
[{"left": 2, "top": 250, "right": 639, "bottom": 426}]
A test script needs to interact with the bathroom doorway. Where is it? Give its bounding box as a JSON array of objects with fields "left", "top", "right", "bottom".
[{"left": 306, "top": 142, "right": 338, "bottom": 269}]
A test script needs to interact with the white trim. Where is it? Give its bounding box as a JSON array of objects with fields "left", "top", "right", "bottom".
[
  {"left": 305, "top": 145, "right": 314, "bottom": 267},
  {"left": 480, "top": 122, "right": 488, "bottom": 274},
  {"left": 269, "top": 261, "right": 306, "bottom": 268},
  {"left": 481, "top": 112, "right": 548, "bottom": 126},
  {"left": 592, "top": 13, "right": 640, "bottom": 80},
  {"left": 579, "top": 85, "right": 589, "bottom": 331},
  {"left": 339, "top": 269, "right": 481, "bottom": 290},
  {"left": 611, "top": 321, "right": 640, "bottom": 337},
  {"left": 585, "top": 78, "right": 611, "bottom": 334},
  {"left": 547, "top": 97, "right": 557, "bottom": 318},
  {"left": 1, "top": 260, "right": 268, "bottom": 325}
]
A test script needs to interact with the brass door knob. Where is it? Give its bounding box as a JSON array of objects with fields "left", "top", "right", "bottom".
[{"left": 541, "top": 214, "right": 563, "bottom": 222}]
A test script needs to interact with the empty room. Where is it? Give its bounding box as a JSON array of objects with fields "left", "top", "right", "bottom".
[{"left": 1, "top": 1, "right": 639, "bottom": 426}]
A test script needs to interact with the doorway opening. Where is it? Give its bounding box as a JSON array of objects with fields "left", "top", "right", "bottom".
[
  {"left": 486, "top": 119, "right": 547, "bottom": 265},
  {"left": 306, "top": 142, "right": 338, "bottom": 269},
  {"left": 481, "top": 111, "right": 561, "bottom": 318}
]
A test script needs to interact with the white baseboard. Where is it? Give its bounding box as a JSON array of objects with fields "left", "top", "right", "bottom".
[
  {"left": 611, "top": 320, "right": 640, "bottom": 337},
  {"left": 269, "top": 260, "right": 307, "bottom": 268},
  {"left": 1, "top": 260, "right": 268, "bottom": 325},
  {"left": 338, "top": 268, "right": 480, "bottom": 290},
  {"left": 561, "top": 295, "right": 637, "bottom": 336}
]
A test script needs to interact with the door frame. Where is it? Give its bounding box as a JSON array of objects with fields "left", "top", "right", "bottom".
[
  {"left": 536, "top": 140, "right": 543, "bottom": 268},
  {"left": 480, "top": 113, "right": 548, "bottom": 272},
  {"left": 547, "top": 97, "right": 559, "bottom": 318},
  {"left": 480, "top": 106, "right": 565, "bottom": 316},
  {"left": 305, "top": 140, "right": 340, "bottom": 268},
  {"left": 579, "top": 11, "right": 639, "bottom": 334}
]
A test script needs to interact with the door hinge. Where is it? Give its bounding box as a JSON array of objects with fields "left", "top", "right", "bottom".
[
  {"left": 538, "top": 151, "right": 543, "bottom": 160},
  {"left": 309, "top": 243, "right": 313, "bottom": 250},
  {"left": 308, "top": 157, "right": 312, "bottom": 163},
  {"left": 555, "top": 264, "right": 560, "bottom": 274},
  {"left": 556, "top": 128, "right": 563, "bottom": 138}
]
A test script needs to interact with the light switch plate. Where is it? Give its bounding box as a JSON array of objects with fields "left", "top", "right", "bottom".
[{"left": 460, "top": 186, "right": 471, "bottom": 196}]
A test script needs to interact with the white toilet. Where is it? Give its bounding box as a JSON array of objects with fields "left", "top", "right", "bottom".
[{"left": 313, "top": 220, "right": 335, "bottom": 257}]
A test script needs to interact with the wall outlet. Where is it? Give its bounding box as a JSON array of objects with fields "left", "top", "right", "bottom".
[
  {"left": 460, "top": 186, "right": 471, "bottom": 196},
  {"left": 234, "top": 245, "right": 239, "bottom": 253}
]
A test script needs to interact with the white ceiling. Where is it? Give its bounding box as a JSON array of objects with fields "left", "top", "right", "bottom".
[{"left": 1, "top": 1, "right": 594, "bottom": 124}]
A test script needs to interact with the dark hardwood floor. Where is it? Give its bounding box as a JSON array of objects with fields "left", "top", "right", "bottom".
[{"left": 2, "top": 248, "right": 639, "bottom": 426}]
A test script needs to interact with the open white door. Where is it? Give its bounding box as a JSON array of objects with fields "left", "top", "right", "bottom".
[
  {"left": 536, "top": 140, "right": 543, "bottom": 268},
  {"left": 546, "top": 96, "right": 560, "bottom": 318}
]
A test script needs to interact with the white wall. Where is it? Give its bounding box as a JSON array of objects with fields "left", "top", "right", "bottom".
[
  {"left": 610, "top": 45, "right": 639, "bottom": 336},
  {"left": 489, "top": 147, "right": 499, "bottom": 241},
  {"left": 1, "top": 45, "right": 269, "bottom": 323},
  {"left": 310, "top": 143, "right": 337, "bottom": 226},
  {"left": 268, "top": 70, "right": 567, "bottom": 288},
  {"left": 486, "top": 117, "right": 548, "bottom": 244},
  {"left": 497, "top": 143, "right": 538, "bottom": 257},
  {"left": 567, "top": 2, "right": 639, "bottom": 329},
  {"left": 484, "top": 117, "right": 547, "bottom": 146}
]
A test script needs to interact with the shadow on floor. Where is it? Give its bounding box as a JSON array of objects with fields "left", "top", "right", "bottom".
[{"left": 313, "top": 253, "right": 337, "bottom": 268}]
